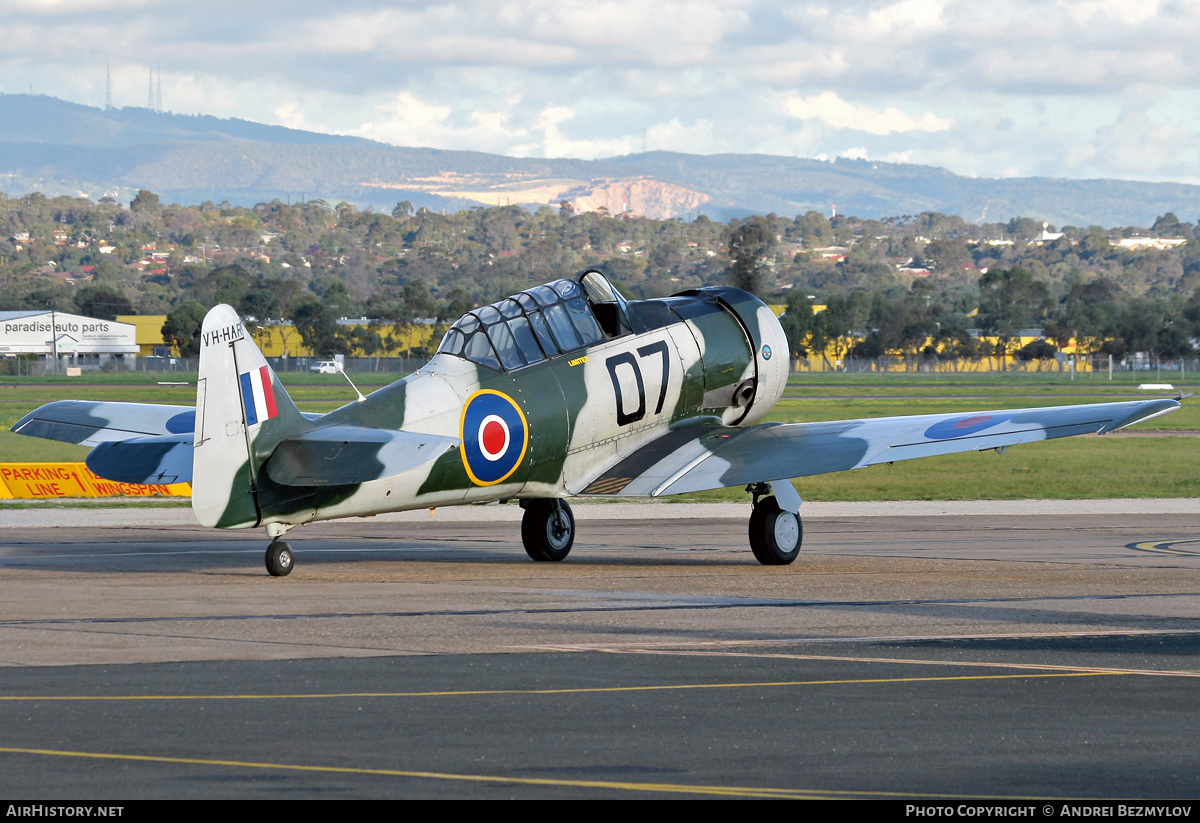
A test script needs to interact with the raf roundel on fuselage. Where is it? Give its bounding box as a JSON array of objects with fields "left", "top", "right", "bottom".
[{"left": 460, "top": 389, "right": 529, "bottom": 486}]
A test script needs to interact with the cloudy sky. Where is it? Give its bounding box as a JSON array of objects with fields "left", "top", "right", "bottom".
[{"left": 6, "top": 0, "right": 1200, "bottom": 183}]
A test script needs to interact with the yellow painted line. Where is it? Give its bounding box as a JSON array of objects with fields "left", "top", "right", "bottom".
[
  {"left": 525, "top": 627, "right": 1200, "bottom": 650},
  {"left": 0, "top": 746, "right": 1077, "bottom": 800},
  {"left": 0, "top": 671, "right": 1124, "bottom": 702},
  {"left": 582, "top": 648, "right": 1200, "bottom": 678},
  {"left": 1129, "top": 538, "right": 1200, "bottom": 556}
]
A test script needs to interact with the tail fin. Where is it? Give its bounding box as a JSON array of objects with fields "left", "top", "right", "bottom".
[{"left": 191, "top": 305, "right": 308, "bottom": 528}]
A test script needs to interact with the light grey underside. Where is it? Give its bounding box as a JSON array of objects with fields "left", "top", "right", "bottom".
[{"left": 599, "top": 398, "right": 1179, "bottom": 497}]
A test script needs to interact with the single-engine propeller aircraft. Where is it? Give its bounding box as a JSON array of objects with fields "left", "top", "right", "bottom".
[{"left": 13, "top": 269, "right": 1180, "bottom": 576}]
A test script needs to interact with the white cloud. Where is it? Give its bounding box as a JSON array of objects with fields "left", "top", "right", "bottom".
[
  {"left": 864, "top": 0, "right": 947, "bottom": 35},
  {"left": 4, "top": 0, "right": 1200, "bottom": 181},
  {"left": 273, "top": 102, "right": 309, "bottom": 131},
  {"left": 1084, "top": 106, "right": 1200, "bottom": 179},
  {"left": 516, "top": 0, "right": 753, "bottom": 64},
  {"left": 644, "top": 118, "right": 721, "bottom": 154},
  {"left": 782, "top": 92, "right": 952, "bottom": 135},
  {"left": 286, "top": 0, "right": 752, "bottom": 69},
  {"left": 352, "top": 92, "right": 453, "bottom": 146},
  {"left": 1060, "top": 0, "right": 1163, "bottom": 27},
  {"left": 5, "top": 0, "right": 151, "bottom": 11},
  {"left": 533, "top": 106, "right": 574, "bottom": 130},
  {"left": 470, "top": 109, "right": 515, "bottom": 135},
  {"left": 529, "top": 105, "right": 637, "bottom": 158}
]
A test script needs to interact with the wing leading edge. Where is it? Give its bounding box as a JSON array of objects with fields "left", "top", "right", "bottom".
[{"left": 579, "top": 398, "right": 1180, "bottom": 498}]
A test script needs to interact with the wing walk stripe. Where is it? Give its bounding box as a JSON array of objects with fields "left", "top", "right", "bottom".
[
  {"left": 606, "top": 427, "right": 721, "bottom": 477},
  {"left": 583, "top": 477, "right": 634, "bottom": 495},
  {"left": 578, "top": 427, "right": 722, "bottom": 496}
]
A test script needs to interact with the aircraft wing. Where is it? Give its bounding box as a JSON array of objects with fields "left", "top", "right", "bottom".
[{"left": 579, "top": 398, "right": 1180, "bottom": 497}]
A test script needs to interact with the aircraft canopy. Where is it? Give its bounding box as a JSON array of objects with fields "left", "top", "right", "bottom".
[{"left": 437, "top": 270, "right": 629, "bottom": 372}]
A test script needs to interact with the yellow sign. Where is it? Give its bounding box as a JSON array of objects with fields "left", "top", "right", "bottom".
[{"left": 0, "top": 464, "right": 191, "bottom": 499}]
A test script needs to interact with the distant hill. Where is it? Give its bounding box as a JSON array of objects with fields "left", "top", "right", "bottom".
[
  {"left": 1, "top": 93, "right": 1196, "bottom": 227},
  {"left": 0, "top": 93, "right": 374, "bottom": 148}
]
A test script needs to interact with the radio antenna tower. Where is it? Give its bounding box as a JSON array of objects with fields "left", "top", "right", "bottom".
[
  {"left": 156, "top": 63, "right": 162, "bottom": 112},
  {"left": 105, "top": 61, "right": 112, "bottom": 110},
  {"left": 148, "top": 66, "right": 154, "bottom": 109}
]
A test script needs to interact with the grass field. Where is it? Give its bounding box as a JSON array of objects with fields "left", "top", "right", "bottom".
[{"left": 1, "top": 370, "right": 1194, "bottom": 501}]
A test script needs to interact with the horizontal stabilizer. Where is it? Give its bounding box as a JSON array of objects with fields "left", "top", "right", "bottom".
[
  {"left": 12, "top": 400, "right": 195, "bottom": 446},
  {"left": 11, "top": 400, "right": 323, "bottom": 448},
  {"left": 265, "top": 425, "right": 460, "bottom": 486},
  {"left": 86, "top": 434, "right": 194, "bottom": 485}
]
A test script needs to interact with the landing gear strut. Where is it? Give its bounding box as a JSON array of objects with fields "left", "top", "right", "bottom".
[
  {"left": 747, "top": 482, "right": 802, "bottom": 565},
  {"left": 265, "top": 539, "right": 294, "bottom": 577},
  {"left": 520, "top": 499, "right": 575, "bottom": 561}
]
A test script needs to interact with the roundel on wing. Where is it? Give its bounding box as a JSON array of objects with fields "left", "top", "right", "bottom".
[
  {"left": 924, "top": 413, "right": 1012, "bottom": 440},
  {"left": 460, "top": 390, "right": 529, "bottom": 486}
]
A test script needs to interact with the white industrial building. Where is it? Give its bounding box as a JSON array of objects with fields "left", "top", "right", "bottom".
[{"left": 0, "top": 310, "right": 140, "bottom": 366}]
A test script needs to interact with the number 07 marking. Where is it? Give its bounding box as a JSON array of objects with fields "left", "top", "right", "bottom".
[{"left": 605, "top": 341, "right": 670, "bottom": 426}]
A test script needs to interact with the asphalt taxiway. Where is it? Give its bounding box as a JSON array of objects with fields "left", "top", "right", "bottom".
[{"left": 1, "top": 501, "right": 1199, "bottom": 799}]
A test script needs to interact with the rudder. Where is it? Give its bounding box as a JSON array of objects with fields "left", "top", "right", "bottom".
[{"left": 191, "top": 305, "right": 308, "bottom": 528}]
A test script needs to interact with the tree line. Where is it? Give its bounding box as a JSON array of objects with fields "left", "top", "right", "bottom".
[{"left": 2, "top": 190, "right": 1199, "bottom": 360}]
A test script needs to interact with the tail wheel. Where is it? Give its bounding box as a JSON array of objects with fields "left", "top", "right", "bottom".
[
  {"left": 748, "top": 496, "right": 802, "bottom": 565},
  {"left": 266, "top": 540, "right": 294, "bottom": 577},
  {"left": 521, "top": 499, "right": 575, "bottom": 562}
]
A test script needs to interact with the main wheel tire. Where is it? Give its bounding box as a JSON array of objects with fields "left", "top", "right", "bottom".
[
  {"left": 521, "top": 500, "right": 575, "bottom": 562},
  {"left": 265, "top": 540, "right": 294, "bottom": 577},
  {"left": 748, "top": 496, "right": 802, "bottom": 565}
]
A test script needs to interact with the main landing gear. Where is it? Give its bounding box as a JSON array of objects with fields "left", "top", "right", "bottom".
[
  {"left": 520, "top": 498, "right": 576, "bottom": 561},
  {"left": 747, "top": 482, "right": 803, "bottom": 565}
]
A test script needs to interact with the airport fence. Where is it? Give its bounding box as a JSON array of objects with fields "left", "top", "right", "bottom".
[
  {"left": 8, "top": 353, "right": 1200, "bottom": 380},
  {"left": 13, "top": 355, "right": 431, "bottom": 377},
  {"left": 796, "top": 354, "right": 1199, "bottom": 379}
]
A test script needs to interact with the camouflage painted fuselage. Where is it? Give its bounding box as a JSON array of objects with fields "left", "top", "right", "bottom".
[{"left": 226, "top": 285, "right": 789, "bottom": 530}]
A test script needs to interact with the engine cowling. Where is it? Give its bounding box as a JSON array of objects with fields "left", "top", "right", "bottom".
[{"left": 667, "top": 287, "right": 790, "bottom": 427}]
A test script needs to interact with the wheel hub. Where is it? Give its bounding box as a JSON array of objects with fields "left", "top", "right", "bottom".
[
  {"left": 548, "top": 511, "right": 570, "bottom": 548},
  {"left": 773, "top": 512, "right": 800, "bottom": 550}
]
